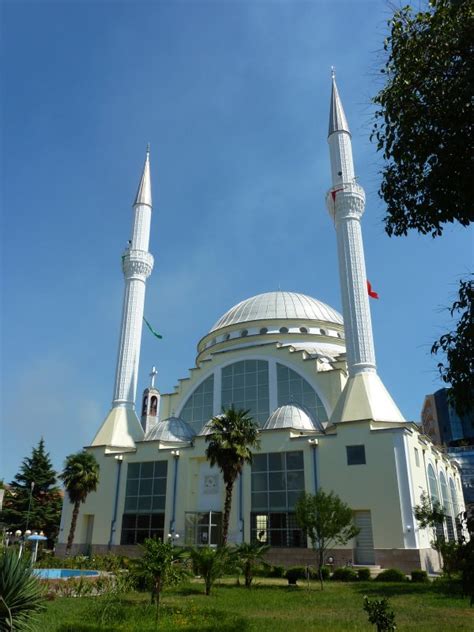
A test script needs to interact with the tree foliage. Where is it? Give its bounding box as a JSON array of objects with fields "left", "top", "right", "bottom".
[
  {"left": 431, "top": 277, "right": 474, "bottom": 417},
  {"left": 235, "top": 541, "right": 270, "bottom": 587},
  {"left": 1, "top": 439, "right": 62, "bottom": 543},
  {"left": 188, "top": 546, "right": 233, "bottom": 596},
  {"left": 372, "top": 0, "right": 473, "bottom": 416},
  {"left": 205, "top": 406, "right": 260, "bottom": 545},
  {"left": 0, "top": 547, "right": 45, "bottom": 632},
  {"left": 59, "top": 451, "right": 100, "bottom": 554},
  {"left": 132, "top": 538, "right": 187, "bottom": 607},
  {"left": 372, "top": 0, "right": 473, "bottom": 237},
  {"left": 295, "top": 490, "right": 359, "bottom": 589}
]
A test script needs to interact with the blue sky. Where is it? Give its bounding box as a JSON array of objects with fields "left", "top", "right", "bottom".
[{"left": 1, "top": 1, "right": 471, "bottom": 482}]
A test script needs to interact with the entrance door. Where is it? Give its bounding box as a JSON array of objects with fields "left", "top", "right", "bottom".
[{"left": 354, "top": 511, "right": 375, "bottom": 565}]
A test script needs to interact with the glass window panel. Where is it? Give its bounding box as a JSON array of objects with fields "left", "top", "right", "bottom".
[
  {"left": 286, "top": 451, "right": 304, "bottom": 470},
  {"left": 269, "top": 453, "right": 285, "bottom": 471},
  {"left": 141, "top": 462, "right": 154, "bottom": 478},
  {"left": 287, "top": 470, "right": 305, "bottom": 491},
  {"left": 124, "top": 497, "right": 138, "bottom": 512},
  {"left": 154, "top": 461, "right": 167, "bottom": 477},
  {"left": 252, "top": 454, "right": 267, "bottom": 472},
  {"left": 245, "top": 386, "right": 257, "bottom": 400},
  {"left": 152, "top": 496, "right": 165, "bottom": 511},
  {"left": 269, "top": 513, "right": 287, "bottom": 528},
  {"left": 269, "top": 492, "right": 286, "bottom": 509},
  {"left": 287, "top": 491, "right": 304, "bottom": 509},
  {"left": 126, "top": 479, "right": 139, "bottom": 495},
  {"left": 121, "top": 514, "right": 136, "bottom": 529},
  {"left": 151, "top": 514, "right": 164, "bottom": 528},
  {"left": 138, "top": 496, "right": 152, "bottom": 511},
  {"left": 153, "top": 478, "right": 167, "bottom": 495},
  {"left": 121, "top": 530, "right": 136, "bottom": 545},
  {"left": 277, "top": 363, "right": 327, "bottom": 425},
  {"left": 127, "top": 463, "right": 140, "bottom": 478},
  {"left": 251, "top": 492, "right": 268, "bottom": 510},
  {"left": 269, "top": 472, "right": 286, "bottom": 491},
  {"left": 193, "top": 393, "right": 203, "bottom": 407},
  {"left": 150, "top": 530, "right": 164, "bottom": 540},
  {"left": 222, "top": 375, "right": 232, "bottom": 389},
  {"left": 234, "top": 362, "right": 245, "bottom": 375},
  {"left": 139, "top": 479, "right": 153, "bottom": 495},
  {"left": 252, "top": 472, "right": 268, "bottom": 492},
  {"left": 136, "top": 531, "right": 148, "bottom": 544},
  {"left": 346, "top": 445, "right": 366, "bottom": 465},
  {"left": 233, "top": 374, "right": 245, "bottom": 388},
  {"left": 137, "top": 514, "right": 150, "bottom": 529}
]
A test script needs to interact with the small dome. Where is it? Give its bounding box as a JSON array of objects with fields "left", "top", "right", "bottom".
[
  {"left": 263, "top": 405, "right": 316, "bottom": 431},
  {"left": 145, "top": 416, "right": 195, "bottom": 442},
  {"left": 210, "top": 291, "right": 342, "bottom": 333}
]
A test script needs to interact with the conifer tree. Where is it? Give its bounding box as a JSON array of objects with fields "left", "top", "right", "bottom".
[{"left": 1, "top": 438, "right": 62, "bottom": 542}]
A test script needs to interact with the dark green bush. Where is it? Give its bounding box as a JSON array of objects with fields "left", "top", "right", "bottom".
[
  {"left": 285, "top": 566, "right": 306, "bottom": 584},
  {"left": 330, "top": 567, "right": 358, "bottom": 582},
  {"left": 411, "top": 569, "right": 428, "bottom": 583},
  {"left": 357, "top": 567, "right": 371, "bottom": 581},
  {"left": 268, "top": 564, "right": 285, "bottom": 578},
  {"left": 375, "top": 568, "right": 406, "bottom": 582}
]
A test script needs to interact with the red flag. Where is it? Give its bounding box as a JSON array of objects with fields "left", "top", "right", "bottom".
[
  {"left": 367, "top": 280, "right": 379, "bottom": 299},
  {"left": 331, "top": 187, "right": 345, "bottom": 202}
]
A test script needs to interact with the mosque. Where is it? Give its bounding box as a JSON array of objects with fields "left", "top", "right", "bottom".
[{"left": 57, "top": 76, "right": 465, "bottom": 571}]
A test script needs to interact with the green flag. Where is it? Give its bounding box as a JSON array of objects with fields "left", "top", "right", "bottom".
[{"left": 143, "top": 317, "right": 163, "bottom": 340}]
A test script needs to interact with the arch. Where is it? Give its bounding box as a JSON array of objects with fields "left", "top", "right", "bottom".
[
  {"left": 180, "top": 374, "right": 215, "bottom": 434},
  {"left": 150, "top": 396, "right": 158, "bottom": 416},
  {"left": 276, "top": 363, "right": 328, "bottom": 426},
  {"left": 141, "top": 395, "right": 148, "bottom": 417},
  {"left": 440, "top": 471, "right": 455, "bottom": 541},
  {"left": 449, "top": 478, "right": 459, "bottom": 519}
]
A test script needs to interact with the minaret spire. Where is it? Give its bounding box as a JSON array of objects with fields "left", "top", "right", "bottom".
[
  {"left": 91, "top": 146, "right": 155, "bottom": 450},
  {"left": 325, "top": 74, "right": 404, "bottom": 423}
]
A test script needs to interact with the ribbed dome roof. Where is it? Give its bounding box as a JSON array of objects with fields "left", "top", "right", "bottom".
[
  {"left": 210, "top": 292, "right": 342, "bottom": 332},
  {"left": 145, "top": 417, "right": 195, "bottom": 442},
  {"left": 263, "top": 405, "right": 316, "bottom": 431}
]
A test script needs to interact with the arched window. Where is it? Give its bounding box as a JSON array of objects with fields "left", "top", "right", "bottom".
[
  {"left": 150, "top": 396, "right": 158, "bottom": 416},
  {"left": 221, "top": 360, "right": 269, "bottom": 425},
  {"left": 440, "top": 472, "right": 455, "bottom": 541},
  {"left": 180, "top": 374, "right": 214, "bottom": 434},
  {"left": 276, "top": 363, "right": 328, "bottom": 426},
  {"left": 427, "top": 464, "right": 439, "bottom": 504},
  {"left": 141, "top": 395, "right": 148, "bottom": 417},
  {"left": 449, "top": 478, "right": 459, "bottom": 519}
]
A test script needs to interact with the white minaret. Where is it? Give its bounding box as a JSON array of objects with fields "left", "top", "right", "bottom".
[
  {"left": 91, "top": 147, "right": 155, "bottom": 450},
  {"left": 326, "top": 72, "right": 404, "bottom": 423}
]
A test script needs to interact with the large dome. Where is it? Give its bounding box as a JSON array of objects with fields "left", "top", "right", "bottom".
[{"left": 210, "top": 291, "right": 342, "bottom": 332}]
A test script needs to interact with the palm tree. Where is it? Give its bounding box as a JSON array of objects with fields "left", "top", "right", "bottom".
[
  {"left": 205, "top": 405, "right": 260, "bottom": 545},
  {"left": 189, "top": 546, "right": 232, "bottom": 595},
  {"left": 236, "top": 541, "right": 270, "bottom": 587},
  {"left": 60, "top": 451, "right": 100, "bottom": 555}
]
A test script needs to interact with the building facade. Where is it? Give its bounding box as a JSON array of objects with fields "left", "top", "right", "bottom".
[{"left": 57, "top": 77, "right": 466, "bottom": 572}]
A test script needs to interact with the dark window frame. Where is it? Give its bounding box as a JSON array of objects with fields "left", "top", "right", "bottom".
[{"left": 346, "top": 445, "right": 366, "bottom": 466}]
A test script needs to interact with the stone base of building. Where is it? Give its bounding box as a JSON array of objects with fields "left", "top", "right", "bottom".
[
  {"left": 55, "top": 543, "right": 442, "bottom": 574},
  {"left": 264, "top": 547, "right": 441, "bottom": 574}
]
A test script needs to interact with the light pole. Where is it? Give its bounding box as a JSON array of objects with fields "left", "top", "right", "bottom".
[{"left": 25, "top": 481, "right": 35, "bottom": 533}]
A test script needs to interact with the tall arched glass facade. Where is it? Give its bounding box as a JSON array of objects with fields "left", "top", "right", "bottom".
[
  {"left": 427, "top": 464, "right": 439, "bottom": 503},
  {"left": 277, "top": 363, "right": 327, "bottom": 426},
  {"left": 221, "top": 360, "right": 269, "bottom": 425},
  {"left": 180, "top": 374, "right": 214, "bottom": 434},
  {"left": 440, "top": 472, "right": 455, "bottom": 541}
]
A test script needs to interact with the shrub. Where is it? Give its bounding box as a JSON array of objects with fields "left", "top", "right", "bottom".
[
  {"left": 268, "top": 564, "right": 285, "bottom": 578},
  {"left": 331, "top": 566, "right": 358, "bottom": 582},
  {"left": 285, "top": 566, "right": 306, "bottom": 585},
  {"left": 357, "top": 567, "right": 371, "bottom": 581},
  {"left": 363, "top": 596, "right": 396, "bottom": 631},
  {"left": 375, "top": 568, "right": 406, "bottom": 582},
  {"left": 411, "top": 569, "right": 428, "bottom": 583},
  {"left": 0, "top": 547, "right": 45, "bottom": 630}
]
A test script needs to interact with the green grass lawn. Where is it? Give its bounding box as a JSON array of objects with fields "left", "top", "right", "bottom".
[{"left": 36, "top": 578, "right": 473, "bottom": 631}]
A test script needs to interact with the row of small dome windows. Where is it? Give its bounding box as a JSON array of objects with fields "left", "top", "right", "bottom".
[{"left": 205, "top": 326, "right": 344, "bottom": 349}]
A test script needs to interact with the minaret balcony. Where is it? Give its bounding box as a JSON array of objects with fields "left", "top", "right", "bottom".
[
  {"left": 326, "top": 181, "right": 365, "bottom": 221},
  {"left": 122, "top": 249, "right": 154, "bottom": 279}
]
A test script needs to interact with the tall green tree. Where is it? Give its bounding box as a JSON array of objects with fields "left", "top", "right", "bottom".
[
  {"left": 372, "top": 0, "right": 473, "bottom": 415},
  {"left": 205, "top": 406, "right": 260, "bottom": 545},
  {"left": 60, "top": 451, "right": 100, "bottom": 555},
  {"left": 295, "top": 490, "right": 359, "bottom": 590},
  {"left": 1, "top": 439, "right": 62, "bottom": 542}
]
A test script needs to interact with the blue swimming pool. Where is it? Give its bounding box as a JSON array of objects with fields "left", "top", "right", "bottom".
[{"left": 34, "top": 569, "right": 100, "bottom": 579}]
